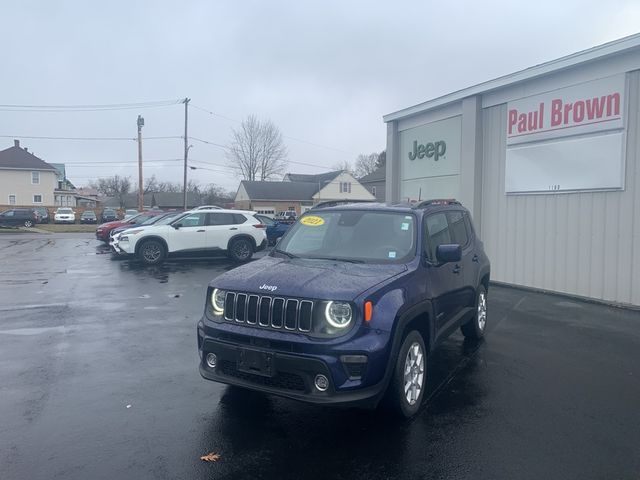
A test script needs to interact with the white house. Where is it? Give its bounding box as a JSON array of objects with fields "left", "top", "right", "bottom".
[{"left": 0, "top": 140, "right": 58, "bottom": 207}]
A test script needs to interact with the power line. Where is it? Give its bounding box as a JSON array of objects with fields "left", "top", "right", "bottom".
[
  {"left": 188, "top": 137, "right": 328, "bottom": 170},
  {"left": 64, "top": 159, "right": 182, "bottom": 166},
  {"left": 190, "top": 103, "right": 355, "bottom": 155},
  {"left": 190, "top": 104, "right": 240, "bottom": 123},
  {"left": 0, "top": 99, "right": 182, "bottom": 112},
  {"left": 0, "top": 134, "right": 182, "bottom": 142}
]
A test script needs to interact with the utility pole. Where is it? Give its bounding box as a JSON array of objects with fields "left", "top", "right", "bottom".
[
  {"left": 137, "top": 115, "right": 144, "bottom": 211},
  {"left": 182, "top": 97, "right": 190, "bottom": 210}
]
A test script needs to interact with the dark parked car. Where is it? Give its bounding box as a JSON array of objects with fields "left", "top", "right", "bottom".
[
  {"left": 32, "top": 207, "right": 50, "bottom": 224},
  {"left": 101, "top": 209, "right": 118, "bottom": 222},
  {"left": 80, "top": 210, "right": 98, "bottom": 224},
  {"left": 198, "top": 200, "right": 490, "bottom": 418},
  {"left": 95, "top": 210, "right": 164, "bottom": 242},
  {"left": 0, "top": 208, "right": 38, "bottom": 228},
  {"left": 255, "top": 214, "right": 292, "bottom": 245},
  {"left": 108, "top": 211, "right": 183, "bottom": 246},
  {"left": 274, "top": 211, "right": 297, "bottom": 221}
]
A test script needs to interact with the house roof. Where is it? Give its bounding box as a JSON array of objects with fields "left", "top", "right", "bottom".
[
  {"left": 284, "top": 170, "right": 343, "bottom": 185},
  {"left": 0, "top": 143, "right": 57, "bottom": 171},
  {"left": 240, "top": 180, "right": 320, "bottom": 201},
  {"left": 359, "top": 166, "right": 385, "bottom": 184},
  {"left": 383, "top": 32, "right": 640, "bottom": 122}
]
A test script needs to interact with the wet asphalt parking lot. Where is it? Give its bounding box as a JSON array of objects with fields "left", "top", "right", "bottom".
[{"left": 1, "top": 233, "right": 640, "bottom": 480}]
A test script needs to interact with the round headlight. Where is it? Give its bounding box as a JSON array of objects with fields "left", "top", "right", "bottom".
[
  {"left": 211, "top": 288, "right": 226, "bottom": 314},
  {"left": 325, "top": 301, "right": 352, "bottom": 328}
]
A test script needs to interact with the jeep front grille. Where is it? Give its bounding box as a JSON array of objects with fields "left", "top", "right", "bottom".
[{"left": 223, "top": 292, "right": 313, "bottom": 333}]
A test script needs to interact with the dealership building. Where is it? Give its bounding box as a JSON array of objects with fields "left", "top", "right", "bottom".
[{"left": 383, "top": 34, "right": 640, "bottom": 307}]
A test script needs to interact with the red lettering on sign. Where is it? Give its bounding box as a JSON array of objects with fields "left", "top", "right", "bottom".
[
  {"left": 508, "top": 109, "right": 518, "bottom": 134},
  {"left": 606, "top": 93, "right": 620, "bottom": 116},
  {"left": 551, "top": 99, "right": 562, "bottom": 126},
  {"left": 573, "top": 100, "right": 585, "bottom": 123},
  {"left": 586, "top": 97, "right": 605, "bottom": 119}
]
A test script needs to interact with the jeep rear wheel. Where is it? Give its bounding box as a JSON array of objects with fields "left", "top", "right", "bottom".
[
  {"left": 461, "top": 285, "right": 487, "bottom": 339},
  {"left": 229, "top": 238, "right": 253, "bottom": 263},
  {"left": 387, "top": 330, "right": 426, "bottom": 418},
  {"left": 138, "top": 240, "right": 166, "bottom": 265}
]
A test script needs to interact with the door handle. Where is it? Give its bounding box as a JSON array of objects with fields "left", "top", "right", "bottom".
[
  {"left": 229, "top": 227, "right": 238, "bottom": 230},
  {"left": 452, "top": 264, "right": 461, "bottom": 274},
  {"left": 197, "top": 229, "right": 205, "bottom": 232},
  {"left": 472, "top": 254, "right": 479, "bottom": 263}
]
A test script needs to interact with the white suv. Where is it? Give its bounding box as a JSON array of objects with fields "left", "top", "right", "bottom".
[{"left": 116, "top": 209, "right": 267, "bottom": 265}]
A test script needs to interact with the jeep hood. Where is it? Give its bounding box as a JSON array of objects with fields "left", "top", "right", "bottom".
[{"left": 213, "top": 256, "right": 408, "bottom": 300}]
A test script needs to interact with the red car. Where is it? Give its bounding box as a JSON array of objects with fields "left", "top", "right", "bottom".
[{"left": 95, "top": 211, "right": 164, "bottom": 243}]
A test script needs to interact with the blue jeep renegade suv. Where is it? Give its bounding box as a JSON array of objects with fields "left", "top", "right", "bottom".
[{"left": 198, "top": 199, "right": 490, "bottom": 417}]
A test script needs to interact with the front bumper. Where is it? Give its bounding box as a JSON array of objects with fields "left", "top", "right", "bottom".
[{"left": 198, "top": 320, "right": 392, "bottom": 407}]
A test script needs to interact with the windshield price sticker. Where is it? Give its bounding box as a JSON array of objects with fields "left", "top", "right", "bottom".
[
  {"left": 300, "top": 216, "right": 325, "bottom": 226},
  {"left": 401, "top": 222, "right": 409, "bottom": 231}
]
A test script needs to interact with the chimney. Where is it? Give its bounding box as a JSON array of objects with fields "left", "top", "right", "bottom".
[{"left": 14, "top": 139, "right": 19, "bottom": 148}]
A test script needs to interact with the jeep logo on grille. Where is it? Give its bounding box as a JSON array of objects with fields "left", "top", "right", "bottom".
[{"left": 259, "top": 284, "right": 278, "bottom": 292}]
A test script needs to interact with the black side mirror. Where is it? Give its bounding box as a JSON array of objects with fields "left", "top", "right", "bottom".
[
  {"left": 172, "top": 223, "right": 182, "bottom": 229},
  {"left": 436, "top": 244, "right": 461, "bottom": 264}
]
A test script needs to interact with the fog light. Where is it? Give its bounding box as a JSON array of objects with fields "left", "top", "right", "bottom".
[
  {"left": 314, "top": 374, "right": 329, "bottom": 392},
  {"left": 205, "top": 353, "right": 218, "bottom": 369}
]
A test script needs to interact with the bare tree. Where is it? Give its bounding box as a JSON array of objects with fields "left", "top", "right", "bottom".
[
  {"left": 143, "top": 175, "right": 159, "bottom": 194},
  {"left": 331, "top": 160, "right": 353, "bottom": 173},
  {"left": 89, "top": 175, "right": 131, "bottom": 208},
  {"left": 354, "top": 153, "right": 380, "bottom": 178},
  {"left": 201, "top": 184, "right": 234, "bottom": 205},
  {"left": 143, "top": 177, "right": 201, "bottom": 194},
  {"left": 226, "top": 115, "right": 288, "bottom": 181}
]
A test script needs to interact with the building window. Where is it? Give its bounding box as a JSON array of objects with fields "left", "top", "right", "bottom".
[
  {"left": 31, "top": 171, "right": 40, "bottom": 184},
  {"left": 8, "top": 194, "right": 16, "bottom": 205},
  {"left": 288, "top": 206, "right": 295, "bottom": 211},
  {"left": 372, "top": 186, "right": 376, "bottom": 196},
  {"left": 340, "top": 182, "right": 352, "bottom": 193},
  {"left": 33, "top": 195, "right": 43, "bottom": 204}
]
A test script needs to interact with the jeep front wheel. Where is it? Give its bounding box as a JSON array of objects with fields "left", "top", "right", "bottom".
[
  {"left": 229, "top": 238, "right": 253, "bottom": 263},
  {"left": 23, "top": 219, "right": 34, "bottom": 228},
  {"left": 387, "top": 330, "right": 426, "bottom": 418},
  {"left": 138, "top": 240, "right": 166, "bottom": 265}
]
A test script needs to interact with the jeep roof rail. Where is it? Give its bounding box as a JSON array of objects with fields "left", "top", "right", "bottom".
[
  {"left": 412, "top": 199, "right": 461, "bottom": 209},
  {"left": 310, "top": 199, "right": 377, "bottom": 210}
]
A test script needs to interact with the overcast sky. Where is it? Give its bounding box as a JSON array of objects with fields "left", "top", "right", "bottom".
[{"left": 1, "top": 0, "right": 639, "bottom": 193}]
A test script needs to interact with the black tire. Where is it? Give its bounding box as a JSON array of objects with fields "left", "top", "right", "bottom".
[
  {"left": 228, "top": 238, "right": 253, "bottom": 263},
  {"left": 386, "top": 330, "right": 427, "bottom": 418},
  {"left": 138, "top": 239, "right": 166, "bottom": 265},
  {"left": 461, "top": 285, "right": 487, "bottom": 339},
  {"left": 23, "top": 220, "right": 34, "bottom": 228}
]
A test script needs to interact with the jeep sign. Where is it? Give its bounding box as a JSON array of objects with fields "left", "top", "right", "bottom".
[
  {"left": 399, "top": 116, "right": 461, "bottom": 202},
  {"left": 408, "top": 140, "right": 446, "bottom": 161}
]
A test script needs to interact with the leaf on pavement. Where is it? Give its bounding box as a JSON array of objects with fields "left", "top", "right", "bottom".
[{"left": 200, "top": 452, "right": 221, "bottom": 462}]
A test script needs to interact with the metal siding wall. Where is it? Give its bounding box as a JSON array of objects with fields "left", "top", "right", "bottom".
[{"left": 480, "top": 70, "right": 640, "bottom": 306}]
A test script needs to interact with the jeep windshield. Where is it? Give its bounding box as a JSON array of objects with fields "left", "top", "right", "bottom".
[{"left": 275, "top": 210, "right": 416, "bottom": 263}]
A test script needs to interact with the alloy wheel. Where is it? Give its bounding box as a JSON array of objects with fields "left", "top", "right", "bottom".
[
  {"left": 477, "top": 291, "right": 487, "bottom": 331},
  {"left": 233, "top": 241, "right": 251, "bottom": 260},
  {"left": 403, "top": 342, "right": 425, "bottom": 405},
  {"left": 142, "top": 243, "right": 161, "bottom": 262}
]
